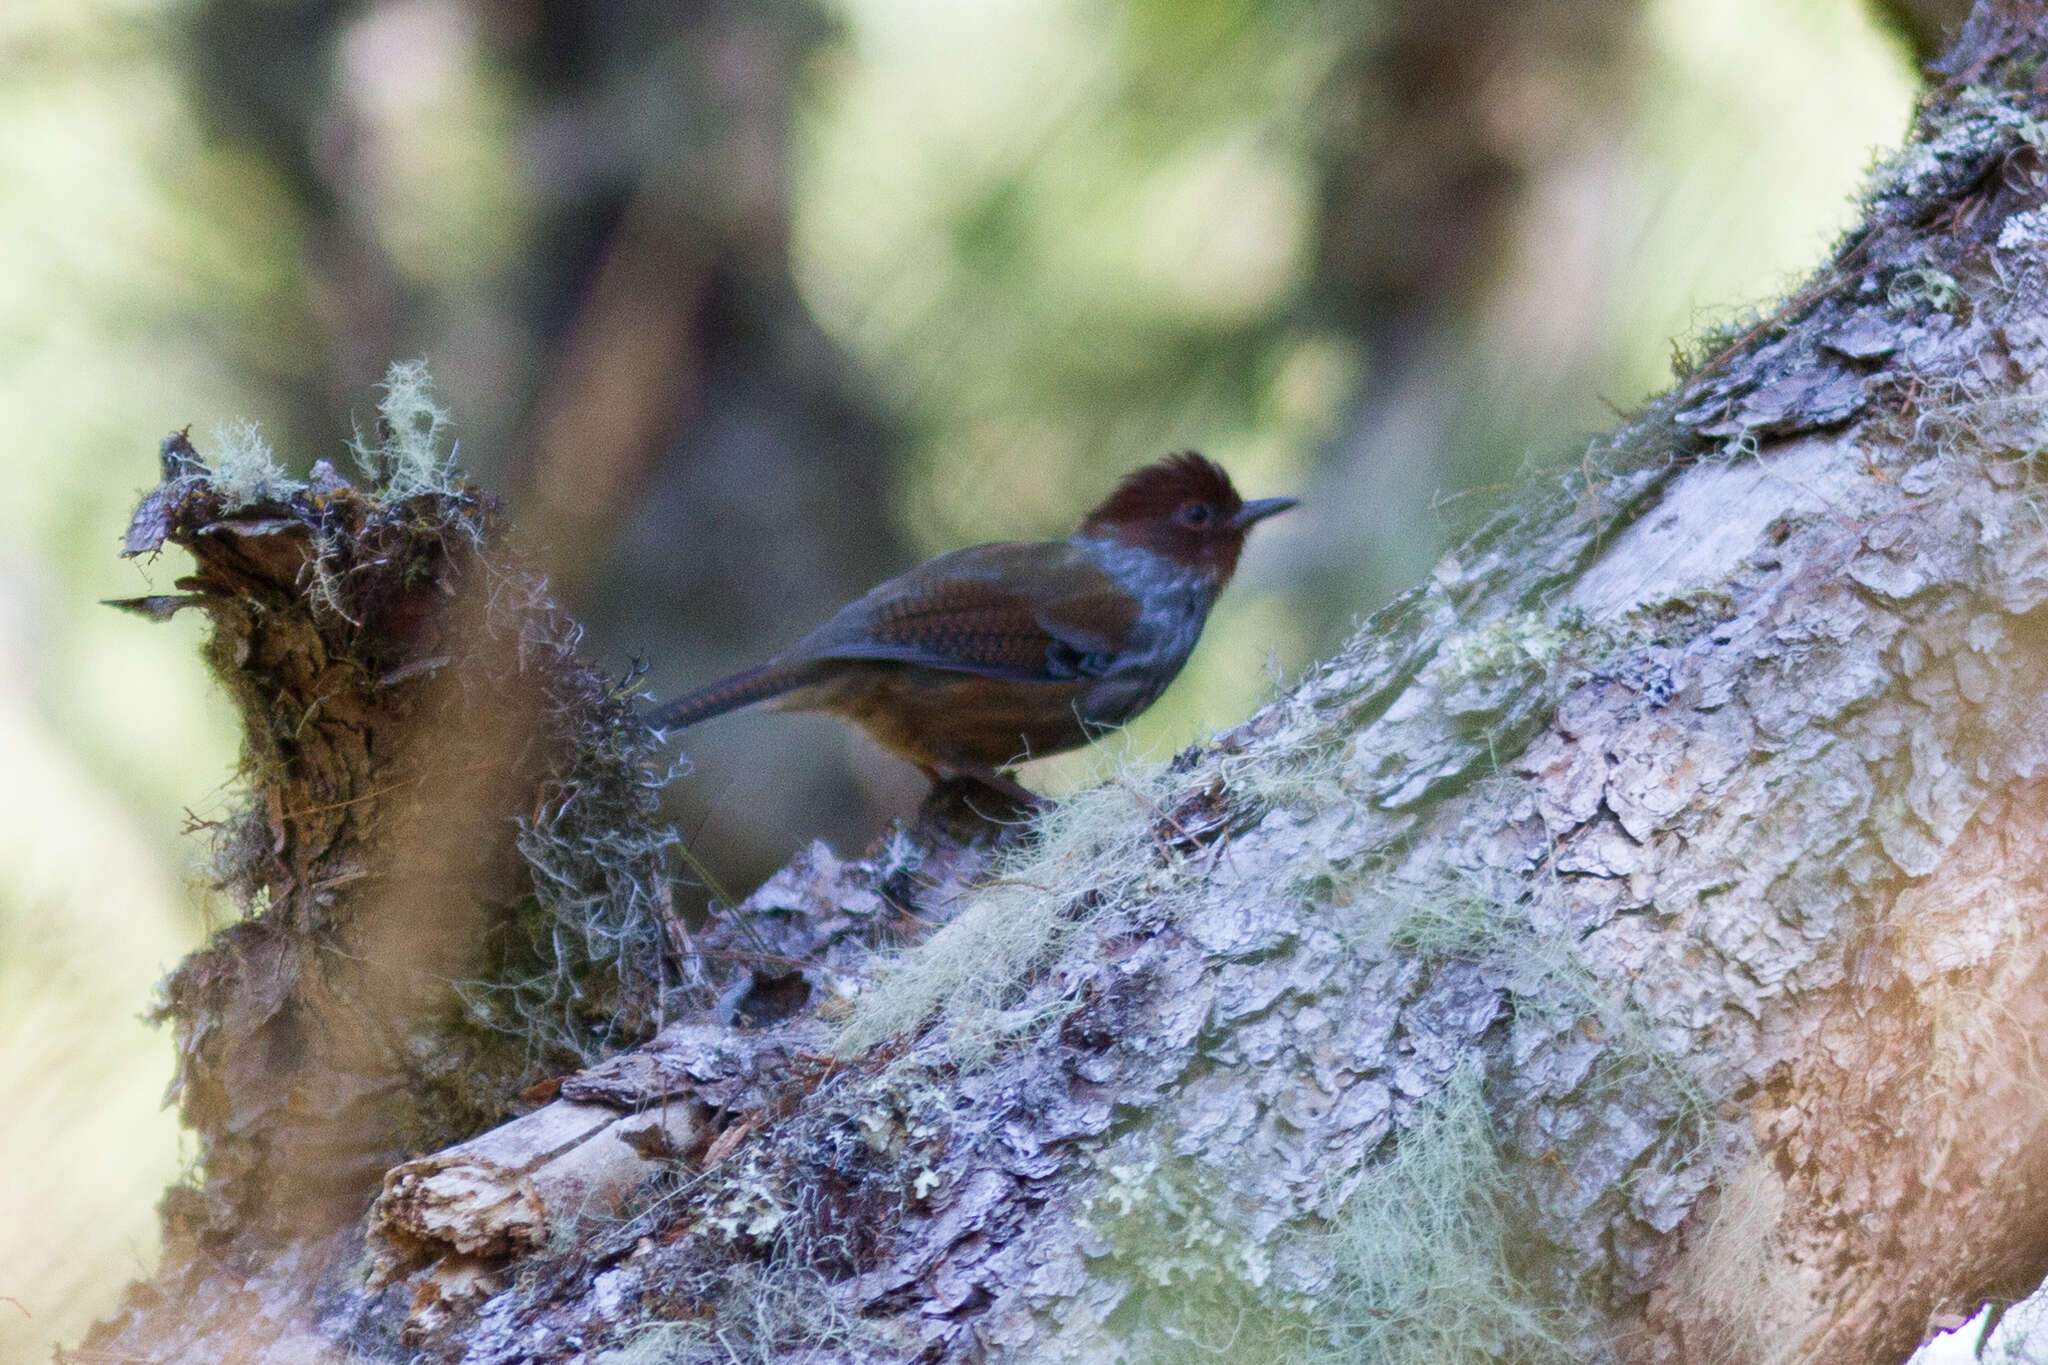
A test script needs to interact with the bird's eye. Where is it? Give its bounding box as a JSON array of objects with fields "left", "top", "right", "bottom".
[{"left": 1177, "top": 501, "right": 1214, "bottom": 528}]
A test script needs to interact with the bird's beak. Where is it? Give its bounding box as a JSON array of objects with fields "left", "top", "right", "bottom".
[{"left": 1230, "top": 496, "right": 1298, "bottom": 530}]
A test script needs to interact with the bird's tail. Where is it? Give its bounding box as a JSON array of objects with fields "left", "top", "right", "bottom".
[{"left": 643, "top": 660, "right": 820, "bottom": 732}]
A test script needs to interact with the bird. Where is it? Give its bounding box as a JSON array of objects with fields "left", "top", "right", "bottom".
[{"left": 644, "top": 452, "right": 1296, "bottom": 802}]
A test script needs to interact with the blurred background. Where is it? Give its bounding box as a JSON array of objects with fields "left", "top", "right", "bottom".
[{"left": 0, "top": 0, "right": 1941, "bottom": 1354}]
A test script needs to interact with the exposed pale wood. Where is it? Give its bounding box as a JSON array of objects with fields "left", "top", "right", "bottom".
[{"left": 369, "top": 1102, "right": 705, "bottom": 1276}]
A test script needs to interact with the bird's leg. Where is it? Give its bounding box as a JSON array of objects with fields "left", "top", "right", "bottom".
[
  {"left": 917, "top": 761, "right": 1040, "bottom": 809},
  {"left": 944, "top": 763, "right": 1049, "bottom": 814},
  {"left": 913, "top": 767, "right": 1046, "bottom": 843}
]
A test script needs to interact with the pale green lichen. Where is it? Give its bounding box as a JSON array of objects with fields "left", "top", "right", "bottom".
[
  {"left": 350, "top": 358, "right": 460, "bottom": 498},
  {"left": 1060, "top": 858, "right": 1722, "bottom": 1363},
  {"left": 1308, "top": 1069, "right": 1580, "bottom": 1364},
  {"left": 1664, "top": 1157, "right": 1804, "bottom": 1365},
  {"left": 1089, "top": 1071, "right": 1583, "bottom": 1364},
  {"left": 1997, "top": 206, "right": 2048, "bottom": 253},
  {"left": 1429, "top": 611, "right": 1576, "bottom": 684},
  {"left": 1084, "top": 1152, "right": 1318, "bottom": 1360},
  {"left": 1886, "top": 266, "right": 1962, "bottom": 315},
  {"left": 833, "top": 762, "right": 1201, "bottom": 1066},
  {"left": 599, "top": 1259, "right": 893, "bottom": 1365},
  {"left": 209, "top": 418, "right": 305, "bottom": 509},
  {"left": 1872, "top": 86, "right": 2048, "bottom": 205}
]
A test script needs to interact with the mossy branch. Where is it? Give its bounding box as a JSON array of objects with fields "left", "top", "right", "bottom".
[{"left": 110, "top": 367, "right": 681, "bottom": 1240}]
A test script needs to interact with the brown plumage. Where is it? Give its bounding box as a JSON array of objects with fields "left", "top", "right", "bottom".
[{"left": 646, "top": 453, "right": 1295, "bottom": 793}]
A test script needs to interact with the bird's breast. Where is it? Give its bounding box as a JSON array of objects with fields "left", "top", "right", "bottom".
[{"left": 1070, "top": 537, "right": 1217, "bottom": 676}]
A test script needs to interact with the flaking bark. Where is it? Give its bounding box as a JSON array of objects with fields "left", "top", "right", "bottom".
[{"left": 77, "top": 6, "right": 2048, "bottom": 1362}]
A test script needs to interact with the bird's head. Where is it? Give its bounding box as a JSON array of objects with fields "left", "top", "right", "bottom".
[{"left": 1076, "top": 452, "right": 1296, "bottom": 581}]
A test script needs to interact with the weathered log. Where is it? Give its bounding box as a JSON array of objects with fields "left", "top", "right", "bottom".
[
  {"left": 76, "top": 7, "right": 2048, "bottom": 1363},
  {"left": 367, "top": 1100, "right": 704, "bottom": 1341},
  {"left": 371, "top": 1102, "right": 706, "bottom": 1276}
]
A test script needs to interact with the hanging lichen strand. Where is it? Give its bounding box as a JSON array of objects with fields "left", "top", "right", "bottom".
[{"left": 115, "top": 365, "right": 679, "bottom": 1239}]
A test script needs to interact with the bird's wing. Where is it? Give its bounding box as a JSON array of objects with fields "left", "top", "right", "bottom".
[{"left": 789, "top": 541, "right": 1139, "bottom": 683}]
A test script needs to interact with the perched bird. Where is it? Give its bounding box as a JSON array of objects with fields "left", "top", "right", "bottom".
[{"left": 645, "top": 453, "right": 1295, "bottom": 799}]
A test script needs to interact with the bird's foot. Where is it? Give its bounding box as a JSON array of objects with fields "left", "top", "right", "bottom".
[{"left": 918, "top": 765, "right": 1048, "bottom": 828}]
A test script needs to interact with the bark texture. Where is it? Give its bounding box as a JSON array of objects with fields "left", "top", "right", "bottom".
[{"left": 78, "top": 6, "right": 2048, "bottom": 1363}]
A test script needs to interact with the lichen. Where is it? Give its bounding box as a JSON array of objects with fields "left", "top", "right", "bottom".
[
  {"left": 833, "top": 762, "right": 1204, "bottom": 1066},
  {"left": 208, "top": 419, "right": 305, "bottom": 510},
  {"left": 591, "top": 1080, "right": 948, "bottom": 1364},
  {"left": 1084, "top": 1071, "right": 1585, "bottom": 1364},
  {"left": 1662, "top": 1158, "right": 1804, "bottom": 1365},
  {"left": 1869, "top": 86, "right": 2048, "bottom": 208},
  {"left": 1886, "top": 265, "right": 1963, "bottom": 316},
  {"left": 603, "top": 1257, "right": 895, "bottom": 1365},
  {"left": 350, "top": 358, "right": 460, "bottom": 499},
  {"left": 1428, "top": 611, "right": 1576, "bottom": 685}
]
